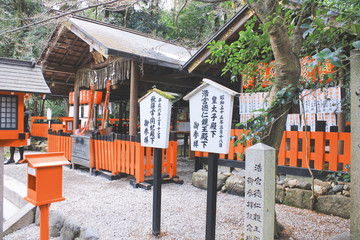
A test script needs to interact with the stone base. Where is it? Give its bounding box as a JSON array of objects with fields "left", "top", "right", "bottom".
[{"left": 329, "top": 231, "right": 350, "bottom": 240}]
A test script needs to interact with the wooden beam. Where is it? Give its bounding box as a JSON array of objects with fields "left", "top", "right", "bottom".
[
  {"left": 43, "top": 63, "right": 77, "bottom": 74},
  {"left": 39, "top": 23, "right": 68, "bottom": 65},
  {"left": 73, "top": 74, "right": 80, "bottom": 132},
  {"left": 76, "top": 46, "right": 90, "bottom": 66},
  {"left": 50, "top": 72, "right": 56, "bottom": 81},
  {"left": 44, "top": 69, "right": 76, "bottom": 76},
  {"left": 46, "top": 80, "right": 74, "bottom": 86},
  {"left": 65, "top": 74, "right": 72, "bottom": 83},
  {"left": 129, "top": 60, "right": 138, "bottom": 136},
  {"left": 65, "top": 21, "right": 109, "bottom": 59},
  {"left": 79, "top": 56, "right": 122, "bottom": 70},
  {"left": 60, "top": 36, "right": 79, "bottom": 65},
  {"left": 138, "top": 78, "right": 195, "bottom": 89},
  {"left": 78, "top": 52, "right": 93, "bottom": 68}
]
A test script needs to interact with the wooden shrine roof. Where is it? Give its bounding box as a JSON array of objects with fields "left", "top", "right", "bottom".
[
  {"left": 38, "top": 15, "right": 201, "bottom": 101},
  {"left": 0, "top": 58, "right": 50, "bottom": 94}
]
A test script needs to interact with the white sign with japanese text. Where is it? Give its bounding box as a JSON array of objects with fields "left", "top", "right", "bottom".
[
  {"left": 139, "top": 91, "right": 172, "bottom": 149},
  {"left": 47, "top": 108, "right": 52, "bottom": 120},
  {"left": 188, "top": 84, "right": 234, "bottom": 154}
]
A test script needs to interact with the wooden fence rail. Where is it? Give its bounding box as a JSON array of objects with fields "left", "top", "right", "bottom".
[
  {"left": 278, "top": 130, "right": 351, "bottom": 171},
  {"left": 195, "top": 129, "right": 351, "bottom": 172},
  {"left": 48, "top": 131, "right": 178, "bottom": 183}
]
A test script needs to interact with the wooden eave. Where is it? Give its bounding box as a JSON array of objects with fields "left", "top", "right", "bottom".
[{"left": 182, "top": 5, "right": 254, "bottom": 80}]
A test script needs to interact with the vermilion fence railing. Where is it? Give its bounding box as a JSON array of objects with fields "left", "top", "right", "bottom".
[
  {"left": 48, "top": 131, "right": 72, "bottom": 161},
  {"left": 31, "top": 117, "right": 63, "bottom": 138},
  {"left": 195, "top": 129, "right": 351, "bottom": 172},
  {"left": 48, "top": 131, "right": 178, "bottom": 183},
  {"left": 278, "top": 130, "right": 351, "bottom": 171},
  {"left": 93, "top": 133, "right": 177, "bottom": 182}
]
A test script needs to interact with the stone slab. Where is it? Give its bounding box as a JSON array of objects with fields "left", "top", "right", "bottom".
[
  {"left": 244, "top": 143, "right": 275, "bottom": 240},
  {"left": 4, "top": 175, "right": 27, "bottom": 208},
  {"left": 3, "top": 203, "right": 36, "bottom": 236},
  {"left": 3, "top": 198, "right": 19, "bottom": 221},
  {"left": 329, "top": 231, "right": 350, "bottom": 240},
  {"left": 350, "top": 49, "right": 360, "bottom": 240}
]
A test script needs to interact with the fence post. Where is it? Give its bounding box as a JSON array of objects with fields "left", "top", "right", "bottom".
[
  {"left": 205, "top": 153, "right": 219, "bottom": 240},
  {"left": 0, "top": 146, "right": 4, "bottom": 239},
  {"left": 152, "top": 148, "right": 163, "bottom": 236},
  {"left": 121, "top": 134, "right": 126, "bottom": 173}
]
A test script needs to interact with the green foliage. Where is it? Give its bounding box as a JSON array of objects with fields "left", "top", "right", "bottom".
[
  {"left": 206, "top": 0, "right": 360, "bottom": 155},
  {"left": 206, "top": 16, "right": 273, "bottom": 82},
  {"left": 0, "top": 0, "right": 52, "bottom": 60},
  {"left": 327, "top": 164, "right": 351, "bottom": 184},
  {"left": 45, "top": 97, "right": 68, "bottom": 118},
  {"left": 104, "top": 2, "right": 232, "bottom": 47},
  {"left": 353, "top": 40, "right": 360, "bottom": 50}
]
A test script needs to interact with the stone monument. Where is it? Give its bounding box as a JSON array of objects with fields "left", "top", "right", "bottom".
[
  {"left": 350, "top": 49, "right": 360, "bottom": 239},
  {"left": 245, "top": 143, "right": 275, "bottom": 240}
]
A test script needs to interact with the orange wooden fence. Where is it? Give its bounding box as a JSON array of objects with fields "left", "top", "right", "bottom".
[
  {"left": 93, "top": 133, "right": 178, "bottom": 182},
  {"left": 31, "top": 117, "right": 64, "bottom": 138},
  {"left": 48, "top": 131, "right": 178, "bottom": 183},
  {"left": 195, "top": 129, "right": 250, "bottom": 160},
  {"left": 278, "top": 131, "right": 351, "bottom": 171},
  {"left": 48, "top": 131, "right": 72, "bottom": 161},
  {"left": 32, "top": 117, "right": 129, "bottom": 138},
  {"left": 195, "top": 129, "right": 351, "bottom": 172}
]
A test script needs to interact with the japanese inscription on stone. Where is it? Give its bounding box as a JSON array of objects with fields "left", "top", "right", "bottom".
[
  {"left": 139, "top": 91, "right": 172, "bottom": 149},
  {"left": 188, "top": 84, "right": 234, "bottom": 154},
  {"left": 245, "top": 143, "right": 275, "bottom": 240}
]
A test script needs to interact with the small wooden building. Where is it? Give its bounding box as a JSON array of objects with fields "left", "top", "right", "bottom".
[
  {"left": 37, "top": 15, "right": 204, "bottom": 135},
  {"left": 0, "top": 57, "right": 50, "bottom": 238},
  {"left": 0, "top": 58, "right": 51, "bottom": 146}
]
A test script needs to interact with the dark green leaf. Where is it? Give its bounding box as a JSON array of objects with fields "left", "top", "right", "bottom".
[
  {"left": 353, "top": 40, "right": 360, "bottom": 49},
  {"left": 300, "top": 23, "right": 311, "bottom": 29}
]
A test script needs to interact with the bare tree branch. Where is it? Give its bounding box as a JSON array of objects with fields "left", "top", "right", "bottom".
[
  {"left": 174, "top": 0, "right": 188, "bottom": 41},
  {"left": 193, "top": 0, "right": 226, "bottom": 3},
  {"left": 0, "top": 0, "right": 137, "bottom": 36}
]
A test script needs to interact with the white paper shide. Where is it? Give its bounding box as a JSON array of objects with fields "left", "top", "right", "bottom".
[{"left": 139, "top": 91, "right": 172, "bottom": 149}]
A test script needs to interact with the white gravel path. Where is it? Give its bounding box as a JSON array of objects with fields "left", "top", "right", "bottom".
[{"left": 3, "top": 152, "right": 349, "bottom": 240}]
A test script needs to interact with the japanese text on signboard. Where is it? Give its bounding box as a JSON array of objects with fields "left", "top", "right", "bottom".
[
  {"left": 140, "top": 91, "right": 171, "bottom": 149},
  {"left": 189, "top": 85, "right": 233, "bottom": 154}
]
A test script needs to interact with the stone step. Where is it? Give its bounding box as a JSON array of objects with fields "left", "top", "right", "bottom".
[
  {"left": 3, "top": 175, "right": 36, "bottom": 236},
  {"left": 3, "top": 198, "right": 20, "bottom": 221},
  {"left": 4, "top": 175, "right": 27, "bottom": 208}
]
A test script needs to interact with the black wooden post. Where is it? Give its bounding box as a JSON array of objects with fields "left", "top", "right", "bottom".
[
  {"left": 152, "top": 148, "right": 163, "bottom": 236},
  {"left": 206, "top": 153, "right": 219, "bottom": 240}
]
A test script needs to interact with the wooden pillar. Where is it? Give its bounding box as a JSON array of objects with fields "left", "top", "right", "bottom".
[
  {"left": 0, "top": 147, "right": 4, "bottom": 239},
  {"left": 337, "top": 76, "right": 345, "bottom": 132},
  {"left": 73, "top": 75, "right": 80, "bottom": 132},
  {"left": 129, "top": 60, "right": 138, "bottom": 136}
]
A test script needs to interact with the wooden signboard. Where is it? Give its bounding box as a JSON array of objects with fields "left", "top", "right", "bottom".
[
  {"left": 139, "top": 90, "right": 172, "bottom": 149},
  {"left": 184, "top": 79, "right": 238, "bottom": 155},
  {"left": 184, "top": 79, "right": 238, "bottom": 240},
  {"left": 138, "top": 88, "right": 174, "bottom": 236}
]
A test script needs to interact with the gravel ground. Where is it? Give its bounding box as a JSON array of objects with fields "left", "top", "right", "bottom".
[{"left": 3, "top": 151, "right": 349, "bottom": 240}]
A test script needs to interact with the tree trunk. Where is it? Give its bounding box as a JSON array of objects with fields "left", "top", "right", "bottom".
[{"left": 245, "top": 0, "right": 304, "bottom": 238}]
